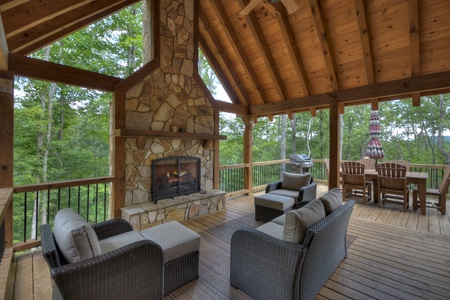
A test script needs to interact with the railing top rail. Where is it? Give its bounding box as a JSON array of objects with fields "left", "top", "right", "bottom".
[
  {"left": 252, "top": 159, "right": 290, "bottom": 166},
  {"left": 13, "top": 176, "right": 115, "bottom": 193},
  {"left": 219, "top": 164, "right": 249, "bottom": 170}
]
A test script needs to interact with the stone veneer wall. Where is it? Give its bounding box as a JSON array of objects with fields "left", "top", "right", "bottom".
[{"left": 121, "top": 0, "right": 221, "bottom": 228}]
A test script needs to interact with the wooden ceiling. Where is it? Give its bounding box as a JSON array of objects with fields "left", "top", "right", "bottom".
[{"left": 2, "top": 0, "right": 450, "bottom": 117}]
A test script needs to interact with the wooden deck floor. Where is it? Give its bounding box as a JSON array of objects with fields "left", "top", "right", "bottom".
[{"left": 6, "top": 185, "right": 450, "bottom": 299}]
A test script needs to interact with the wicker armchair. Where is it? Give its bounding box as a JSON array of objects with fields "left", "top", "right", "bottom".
[
  {"left": 230, "top": 199, "right": 355, "bottom": 300},
  {"left": 41, "top": 220, "right": 164, "bottom": 300},
  {"left": 341, "top": 161, "right": 372, "bottom": 204},
  {"left": 377, "top": 162, "right": 409, "bottom": 212}
]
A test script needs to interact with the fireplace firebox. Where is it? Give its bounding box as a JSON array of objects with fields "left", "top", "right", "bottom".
[{"left": 151, "top": 156, "right": 201, "bottom": 203}]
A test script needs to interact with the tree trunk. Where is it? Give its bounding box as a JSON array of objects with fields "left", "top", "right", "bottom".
[
  {"left": 290, "top": 114, "right": 297, "bottom": 153},
  {"left": 437, "top": 94, "right": 450, "bottom": 164}
]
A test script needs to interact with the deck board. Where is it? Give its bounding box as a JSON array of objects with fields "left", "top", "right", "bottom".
[{"left": 8, "top": 185, "right": 450, "bottom": 300}]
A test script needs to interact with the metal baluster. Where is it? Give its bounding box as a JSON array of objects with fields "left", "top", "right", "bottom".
[
  {"left": 68, "top": 186, "right": 71, "bottom": 208},
  {"left": 35, "top": 191, "right": 39, "bottom": 239},
  {"left": 57, "top": 188, "right": 61, "bottom": 211},
  {"left": 87, "top": 185, "right": 90, "bottom": 223},
  {"left": 77, "top": 186, "right": 81, "bottom": 213},
  {"left": 23, "top": 192, "right": 27, "bottom": 243},
  {"left": 95, "top": 184, "right": 99, "bottom": 224},
  {"left": 103, "top": 183, "right": 107, "bottom": 222}
]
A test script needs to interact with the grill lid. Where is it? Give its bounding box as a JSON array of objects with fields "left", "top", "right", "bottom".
[{"left": 289, "top": 154, "right": 312, "bottom": 162}]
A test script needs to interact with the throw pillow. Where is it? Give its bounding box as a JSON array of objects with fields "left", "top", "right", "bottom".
[
  {"left": 53, "top": 208, "right": 102, "bottom": 263},
  {"left": 320, "top": 188, "right": 343, "bottom": 215},
  {"left": 281, "top": 172, "right": 311, "bottom": 190},
  {"left": 283, "top": 199, "right": 325, "bottom": 243}
]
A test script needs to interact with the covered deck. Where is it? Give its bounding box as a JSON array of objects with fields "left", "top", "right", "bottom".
[{"left": 6, "top": 185, "right": 450, "bottom": 299}]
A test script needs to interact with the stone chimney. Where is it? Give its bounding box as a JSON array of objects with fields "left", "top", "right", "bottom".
[{"left": 123, "top": 0, "right": 216, "bottom": 208}]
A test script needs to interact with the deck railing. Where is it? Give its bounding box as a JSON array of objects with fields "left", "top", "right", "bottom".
[
  {"left": 219, "top": 159, "right": 448, "bottom": 195},
  {"left": 1, "top": 161, "right": 448, "bottom": 253},
  {"left": 10, "top": 177, "right": 114, "bottom": 252}
]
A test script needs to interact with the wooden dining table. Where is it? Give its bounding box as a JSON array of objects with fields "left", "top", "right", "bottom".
[{"left": 363, "top": 169, "right": 429, "bottom": 215}]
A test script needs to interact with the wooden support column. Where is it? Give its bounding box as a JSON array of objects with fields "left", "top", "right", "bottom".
[
  {"left": 0, "top": 71, "right": 14, "bottom": 247},
  {"left": 112, "top": 89, "right": 126, "bottom": 219},
  {"left": 243, "top": 116, "right": 254, "bottom": 195},
  {"left": 213, "top": 108, "right": 220, "bottom": 189},
  {"left": 328, "top": 100, "right": 341, "bottom": 190}
]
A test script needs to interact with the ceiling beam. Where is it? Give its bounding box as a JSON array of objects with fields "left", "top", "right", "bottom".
[
  {"left": 210, "top": 0, "right": 267, "bottom": 104},
  {"left": 9, "top": 0, "right": 139, "bottom": 55},
  {"left": 199, "top": 13, "right": 248, "bottom": 106},
  {"left": 0, "top": 15, "right": 8, "bottom": 70},
  {"left": 238, "top": 0, "right": 287, "bottom": 101},
  {"left": 9, "top": 53, "right": 121, "bottom": 92},
  {"left": 212, "top": 100, "right": 248, "bottom": 116},
  {"left": 308, "top": 0, "right": 340, "bottom": 91},
  {"left": 275, "top": 7, "right": 312, "bottom": 96},
  {"left": 250, "top": 70, "right": 450, "bottom": 116}
]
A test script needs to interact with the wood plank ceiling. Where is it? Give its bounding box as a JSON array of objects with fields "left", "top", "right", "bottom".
[{"left": 2, "top": 0, "right": 450, "bottom": 117}]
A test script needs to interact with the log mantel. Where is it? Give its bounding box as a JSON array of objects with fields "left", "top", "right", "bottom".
[{"left": 115, "top": 129, "right": 227, "bottom": 148}]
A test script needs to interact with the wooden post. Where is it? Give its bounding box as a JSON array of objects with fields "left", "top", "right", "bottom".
[
  {"left": 0, "top": 71, "right": 14, "bottom": 247},
  {"left": 213, "top": 108, "right": 220, "bottom": 189},
  {"left": 112, "top": 89, "right": 126, "bottom": 219},
  {"left": 243, "top": 116, "right": 254, "bottom": 195},
  {"left": 328, "top": 100, "right": 341, "bottom": 190}
]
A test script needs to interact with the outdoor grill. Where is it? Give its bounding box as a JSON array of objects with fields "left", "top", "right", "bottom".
[{"left": 288, "top": 154, "right": 313, "bottom": 174}]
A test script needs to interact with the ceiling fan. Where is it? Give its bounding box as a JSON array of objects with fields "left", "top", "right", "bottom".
[{"left": 240, "top": 0, "right": 300, "bottom": 15}]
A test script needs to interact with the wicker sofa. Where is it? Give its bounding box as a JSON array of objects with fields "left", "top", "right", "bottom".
[{"left": 231, "top": 188, "right": 355, "bottom": 300}]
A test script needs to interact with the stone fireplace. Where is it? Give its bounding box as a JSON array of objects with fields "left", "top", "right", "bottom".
[
  {"left": 120, "top": 0, "right": 226, "bottom": 230},
  {"left": 152, "top": 156, "right": 201, "bottom": 202}
]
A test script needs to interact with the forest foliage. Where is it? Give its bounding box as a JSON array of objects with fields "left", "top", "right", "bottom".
[{"left": 13, "top": 3, "right": 450, "bottom": 189}]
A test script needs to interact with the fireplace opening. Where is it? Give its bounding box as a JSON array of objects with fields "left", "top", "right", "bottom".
[{"left": 151, "top": 156, "right": 201, "bottom": 203}]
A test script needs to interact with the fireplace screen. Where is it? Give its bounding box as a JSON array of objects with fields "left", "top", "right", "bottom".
[{"left": 151, "top": 156, "right": 201, "bottom": 202}]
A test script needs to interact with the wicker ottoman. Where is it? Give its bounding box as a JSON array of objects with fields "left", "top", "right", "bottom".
[
  {"left": 254, "top": 193, "right": 295, "bottom": 222},
  {"left": 140, "top": 221, "right": 201, "bottom": 295}
]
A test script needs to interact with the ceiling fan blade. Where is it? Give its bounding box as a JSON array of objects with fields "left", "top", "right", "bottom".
[
  {"left": 240, "top": 0, "right": 262, "bottom": 15},
  {"left": 280, "top": 0, "right": 300, "bottom": 14}
]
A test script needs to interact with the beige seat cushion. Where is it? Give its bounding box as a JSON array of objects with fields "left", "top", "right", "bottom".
[
  {"left": 320, "top": 188, "right": 343, "bottom": 215},
  {"left": 283, "top": 199, "right": 325, "bottom": 243},
  {"left": 256, "top": 222, "right": 284, "bottom": 240},
  {"left": 140, "top": 221, "right": 201, "bottom": 263},
  {"left": 281, "top": 172, "right": 311, "bottom": 190},
  {"left": 53, "top": 208, "right": 102, "bottom": 263},
  {"left": 99, "top": 231, "right": 146, "bottom": 254},
  {"left": 268, "top": 189, "right": 300, "bottom": 202},
  {"left": 254, "top": 193, "right": 295, "bottom": 210}
]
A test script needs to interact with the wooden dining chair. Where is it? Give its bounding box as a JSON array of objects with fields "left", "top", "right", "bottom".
[
  {"left": 377, "top": 162, "right": 409, "bottom": 212},
  {"left": 341, "top": 161, "right": 372, "bottom": 204},
  {"left": 412, "top": 164, "right": 450, "bottom": 215},
  {"left": 357, "top": 158, "right": 376, "bottom": 170},
  {"left": 388, "top": 160, "right": 411, "bottom": 172}
]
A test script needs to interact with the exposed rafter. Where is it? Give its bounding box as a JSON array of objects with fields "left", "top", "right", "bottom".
[
  {"left": 408, "top": 0, "right": 420, "bottom": 78},
  {"left": 354, "top": 0, "right": 375, "bottom": 85},
  {"left": 238, "top": 0, "right": 287, "bottom": 101},
  {"left": 210, "top": 0, "right": 267, "bottom": 104},
  {"left": 7, "top": 0, "right": 139, "bottom": 54},
  {"left": 198, "top": 13, "right": 249, "bottom": 106},
  {"left": 308, "top": 0, "right": 340, "bottom": 91},
  {"left": 0, "top": 0, "right": 30, "bottom": 11},
  {"left": 275, "top": 7, "right": 312, "bottom": 96}
]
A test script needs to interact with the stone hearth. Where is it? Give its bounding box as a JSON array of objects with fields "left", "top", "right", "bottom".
[{"left": 121, "top": 189, "right": 226, "bottom": 230}]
